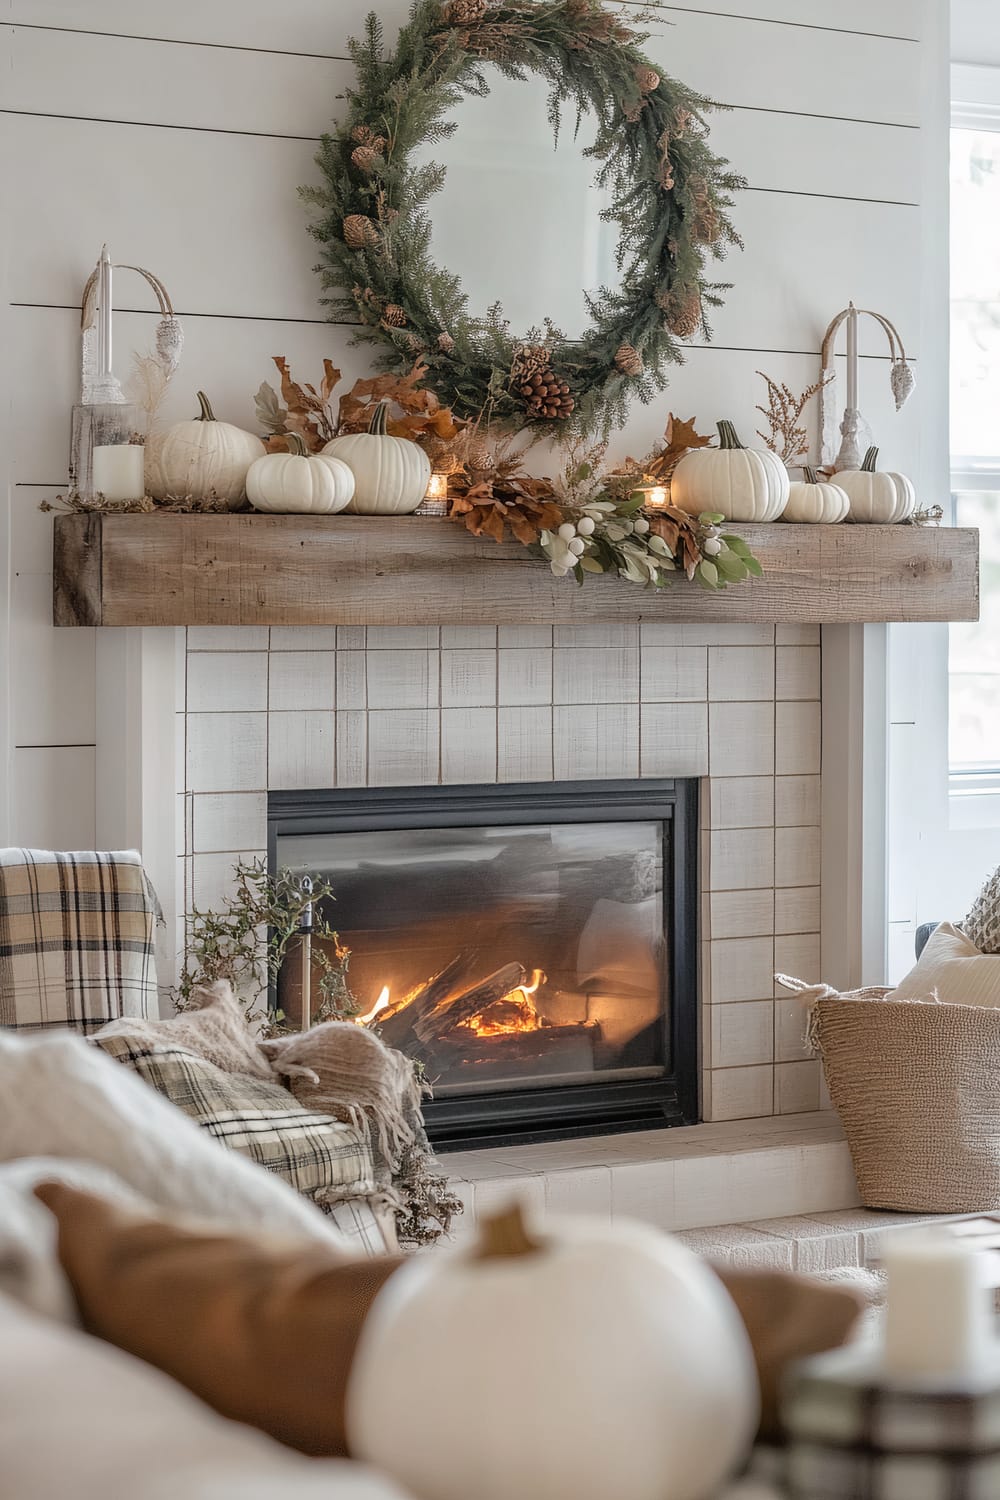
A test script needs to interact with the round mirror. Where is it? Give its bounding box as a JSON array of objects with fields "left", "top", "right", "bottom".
[{"left": 409, "top": 68, "right": 616, "bottom": 338}]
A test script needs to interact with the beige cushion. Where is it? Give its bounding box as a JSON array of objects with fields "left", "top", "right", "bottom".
[
  {"left": 890, "top": 922, "right": 1000, "bottom": 1006},
  {"left": 0, "top": 1288, "right": 412, "bottom": 1500}
]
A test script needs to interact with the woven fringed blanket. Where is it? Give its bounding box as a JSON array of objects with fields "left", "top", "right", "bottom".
[{"left": 263, "top": 1022, "right": 463, "bottom": 1248}]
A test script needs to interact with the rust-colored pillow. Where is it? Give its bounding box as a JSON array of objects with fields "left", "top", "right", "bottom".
[
  {"left": 34, "top": 1181, "right": 403, "bottom": 1457},
  {"left": 716, "top": 1266, "right": 864, "bottom": 1441}
]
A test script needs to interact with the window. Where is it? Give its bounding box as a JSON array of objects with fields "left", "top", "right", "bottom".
[{"left": 951, "top": 112, "right": 1000, "bottom": 786}]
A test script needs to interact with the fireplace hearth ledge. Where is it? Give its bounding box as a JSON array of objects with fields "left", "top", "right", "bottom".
[{"left": 442, "top": 1111, "right": 863, "bottom": 1240}]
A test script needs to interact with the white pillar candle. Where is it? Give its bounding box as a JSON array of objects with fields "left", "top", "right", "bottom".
[
  {"left": 92, "top": 443, "right": 145, "bottom": 503},
  {"left": 883, "top": 1230, "right": 992, "bottom": 1378},
  {"left": 845, "top": 301, "right": 858, "bottom": 412}
]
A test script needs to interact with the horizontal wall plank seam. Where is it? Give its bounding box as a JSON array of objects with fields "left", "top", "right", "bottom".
[
  {"left": 5, "top": 307, "right": 918, "bottom": 363},
  {"left": 0, "top": 103, "right": 923, "bottom": 138},
  {"left": 5, "top": 9, "right": 922, "bottom": 52},
  {"left": 659, "top": 7, "right": 919, "bottom": 43}
]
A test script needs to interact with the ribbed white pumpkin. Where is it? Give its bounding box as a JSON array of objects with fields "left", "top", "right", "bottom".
[
  {"left": 246, "top": 433, "right": 355, "bottom": 514},
  {"left": 347, "top": 1205, "right": 759, "bottom": 1500},
  {"left": 783, "top": 467, "right": 850, "bottom": 524},
  {"left": 323, "top": 401, "right": 431, "bottom": 515},
  {"left": 145, "top": 391, "right": 265, "bottom": 508},
  {"left": 671, "top": 420, "right": 789, "bottom": 522},
  {"left": 836, "top": 447, "right": 916, "bottom": 524}
]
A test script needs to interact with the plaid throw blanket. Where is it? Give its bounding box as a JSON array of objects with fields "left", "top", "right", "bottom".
[
  {"left": 0, "top": 850, "right": 161, "bottom": 1034},
  {"left": 95, "top": 1034, "right": 380, "bottom": 1210}
]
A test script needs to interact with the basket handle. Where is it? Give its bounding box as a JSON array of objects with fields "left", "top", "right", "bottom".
[{"left": 775, "top": 972, "right": 840, "bottom": 1056}]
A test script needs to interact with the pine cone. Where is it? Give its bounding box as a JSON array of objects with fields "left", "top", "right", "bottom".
[
  {"left": 691, "top": 204, "right": 721, "bottom": 245},
  {"left": 673, "top": 106, "right": 692, "bottom": 137},
  {"left": 438, "top": 331, "right": 455, "bottom": 354},
  {"left": 635, "top": 65, "right": 660, "bottom": 93},
  {"left": 659, "top": 159, "right": 675, "bottom": 191},
  {"left": 614, "top": 343, "right": 644, "bottom": 377},
  {"left": 661, "top": 286, "right": 703, "bottom": 340},
  {"left": 343, "top": 215, "right": 379, "bottom": 250},
  {"left": 382, "top": 304, "right": 408, "bottom": 328},
  {"left": 351, "top": 145, "right": 380, "bottom": 173},
  {"left": 443, "top": 0, "right": 486, "bottom": 21},
  {"left": 517, "top": 368, "right": 575, "bottom": 420},
  {"left": 351, "top": 125, "right": 375, "bottom": 146}
]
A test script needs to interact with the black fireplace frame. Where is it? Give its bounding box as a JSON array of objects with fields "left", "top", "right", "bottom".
[{"left": 268, "top": 778, "right": 699, "bottom": 1151}]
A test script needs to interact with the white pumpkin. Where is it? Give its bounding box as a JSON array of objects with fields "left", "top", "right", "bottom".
[
  {"left": 323, "top": 401, "right": 431, "bottom": 515},
  {"left": 783, "top": 467, "right": 850, "bottom": 524},
  {"left": 347, "top": 1204, "right": 759, "bottom": 1500},
  {"left": 246, "top": 433, "right": 355, "bottom": 514},
  {"left": 835, "top": 447, "right": 916, "bottom": 524},
  {"left": 146, "top": 391, "right": 265, "bottom": 509},
  {"left": 671, "top": 420, "right": 789, "bottom": 523}
]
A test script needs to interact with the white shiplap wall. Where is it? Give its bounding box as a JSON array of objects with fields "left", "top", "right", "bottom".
[{"left": 1, "top": 0, "right": 933, "bottom": 845}]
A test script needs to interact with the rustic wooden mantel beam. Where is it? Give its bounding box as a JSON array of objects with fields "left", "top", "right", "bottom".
[{"left": 51, "top": 513, "right": 980, "bottom": 627}]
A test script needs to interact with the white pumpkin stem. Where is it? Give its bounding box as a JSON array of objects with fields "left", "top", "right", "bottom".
[
  {"left": 476, "top": 1203, "right": 541, "bottom": 1260},
  {"left": 196, "top": 391, "right": 217, "bottom": 423},
  {"left": 716, "top": 419, "right": 744, "bottom": 451},
  {"left": 368, "top": 401, "right": 390, "bottom": 437},
  {"left": 861, "top": 447, "right": 879, "bottom": 473},
  {"left": 285, "top": 432, "right": 309, "bottom": 457},
  {"left": 802, "top": 467, "right": 819, "bottom": 485}
]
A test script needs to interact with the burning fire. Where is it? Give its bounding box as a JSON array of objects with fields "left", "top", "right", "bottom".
[
  {"left": 356, "top": 985, "right": 391, "bottom": 1027},
  {"left": 460, "top": 968, "right": 546, "bottom": 1037}
]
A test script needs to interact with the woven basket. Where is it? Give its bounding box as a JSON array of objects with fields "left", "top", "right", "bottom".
[{"left": 777, "top": 976, "right": 1000, "bottom": 1213}]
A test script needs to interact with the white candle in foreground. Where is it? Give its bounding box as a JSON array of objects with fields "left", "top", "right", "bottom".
[
  {"left": 883, "top": 1230, "right": 992, "bottom": 1378},
  {"left": 92, "top": 443, "right": 145, "bottom": 502}
]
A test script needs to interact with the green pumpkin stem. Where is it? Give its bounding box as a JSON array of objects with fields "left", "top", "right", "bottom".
[
  {"left": 716, "top": 419, "right": 744, "bottom": 451},
  {"left": 802, "top": 467, "right": 819, "bottom": 485},
  {"left": 476, "top": 1204, "right": 541, "bottom": 1260},
  {"left": 368, "top": 401, "right": 390, "bottom": 437},
  {"left": 195, "top": 391, "right": 217, "bottom": 423},
  {"left": 861, "top": 447, "right": 879, "bottom": 473},
  {"left": 284, "top": 432, "right": 309, "bottom": 457}
]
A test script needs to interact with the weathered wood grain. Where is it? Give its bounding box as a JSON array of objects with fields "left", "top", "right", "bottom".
[{"left": 51, "top": 514, "right": 980, "bottom": 627}]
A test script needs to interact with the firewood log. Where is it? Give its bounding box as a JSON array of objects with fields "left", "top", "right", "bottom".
[
  {"left": 413, "top": 962, "right": 527, "bottom": 1045},
  {"left": 375, "top": 949, "right": 479, "bottom": 1049}
]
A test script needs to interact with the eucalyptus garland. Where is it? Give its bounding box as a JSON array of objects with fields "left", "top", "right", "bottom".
[{"left": 304, "top": 0, "right": 744, "bottom": 436}]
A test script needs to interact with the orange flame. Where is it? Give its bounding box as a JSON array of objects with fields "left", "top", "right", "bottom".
[
  {"left": 357, "top": 985, "right": 391, "bottom": 1027},
  {"left": 462, "top": 968, "right": 547, "bottom": 1037}
]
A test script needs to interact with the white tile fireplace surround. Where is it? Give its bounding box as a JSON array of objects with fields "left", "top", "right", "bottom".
[{"left": 177, "top": 618, "right": 824, "bottom": 1128}]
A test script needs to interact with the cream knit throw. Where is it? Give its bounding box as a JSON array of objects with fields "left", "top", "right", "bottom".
[{"left": 261, "top": 1022, "right": 423, "bottom": 1169}]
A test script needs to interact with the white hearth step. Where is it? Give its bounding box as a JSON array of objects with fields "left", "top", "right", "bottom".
[
  {"left": 442, "top": 1117, "right": 978, "bottom": 1276},
  {"left": 441, "top": 1112, "right": 862, "bottom": 1240}
]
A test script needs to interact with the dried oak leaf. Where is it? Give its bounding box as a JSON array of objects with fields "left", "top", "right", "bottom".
[
  {"left": 641, "top": 413, "right": 714, "bottom": 484},
  {"left": 450, "top": 474, "right": 563, "bottom": 545},
  {"left": 649, "top": 505, "right": 705, "bottom": 580}
]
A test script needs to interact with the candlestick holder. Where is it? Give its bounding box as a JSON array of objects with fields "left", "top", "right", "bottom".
[
  {"left": 818, "top": 302, "right": 916, "bottom": 472},
  {"left": 69, "top": 245, "right": 183, "bottom": 500}
]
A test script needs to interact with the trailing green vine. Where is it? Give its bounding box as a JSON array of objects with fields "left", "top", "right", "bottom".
[{"left": 303, "top": 0, "right": 744, "bottom": 437}]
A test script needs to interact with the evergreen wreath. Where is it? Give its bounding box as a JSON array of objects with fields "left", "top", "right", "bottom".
[{"left": 304, "top": 0, "right": 744, "bottom": 437}]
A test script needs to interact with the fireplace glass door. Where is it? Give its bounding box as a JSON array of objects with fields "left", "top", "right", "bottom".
[{"left": 271, "top": 780, "right": 698, "bottom": 1148}]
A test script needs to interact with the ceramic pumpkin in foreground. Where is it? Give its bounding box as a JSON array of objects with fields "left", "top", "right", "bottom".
[
  {"left": 246, "top": 434, "right": 355, "bottom": 514},
  {"left": 347, "top": 1204, "right": 759, "bottom": 1500},
  {"left": 835, "top": 447, "right": 916, "bottom": 524},
  {"left": 671, "top": 419, "right": 789, "bottom": 523},
  {"left": 323, "top": 401, "right": 431, "bottom": 515},
  {"left": 783, "top": 468, "right": 850, "bottom": 524},
  {"left": 145, "top": 391, "right": 265, "bottom": 508}
]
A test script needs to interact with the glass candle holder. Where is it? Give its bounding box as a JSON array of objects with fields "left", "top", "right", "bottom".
[
  {"left": 416, "top": 472, "right": 450, "bottom": 517},
  {"left": 70, "top": 400, "right": 145, "bottom": 502},
  {"left": 643, "top": 484, "right": 669, "bottom": 512}
]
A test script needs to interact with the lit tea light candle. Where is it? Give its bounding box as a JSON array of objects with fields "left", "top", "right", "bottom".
[
  {"left": 416, "top": 472, "right": 449, "bottom": 516},
  {"left": 644, "top": 485, "right": 668, "bottom": 511},
  {"left": 92, "top": 442, "right": 145, "bottom": 503},
  {"left": 883, "top": 1230, "right": 993, "bottom": 1378}
]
